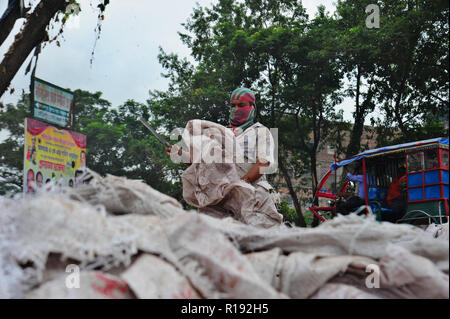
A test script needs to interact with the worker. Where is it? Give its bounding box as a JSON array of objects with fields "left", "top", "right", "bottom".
[
  {"left": 228, "top": 87, "right": 274, "bottom": 184},
  {"left": 165, "top": 87, "right": 283, "bottom": 228},
  {"left": 383, "top": 166, "right": 407, "bottom": 222},
  {"left": 336, "top": 164, "right": 370, "bottom": 215}
]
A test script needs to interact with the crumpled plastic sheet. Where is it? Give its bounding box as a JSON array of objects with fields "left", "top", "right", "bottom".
[
  {"left": 67, "top": 169, "right": 183, "bottom": 217},
  {"left": 0, "top": 171, "right": 448, "bottom": 299},
  {"left": 425, "top": 223, "right": 449, "bottom": 240}
]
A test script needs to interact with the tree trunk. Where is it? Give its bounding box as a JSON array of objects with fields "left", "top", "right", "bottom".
[
  {"left": 0, "top": 0, "right": 67, "bottom": 98},
  {"left": 310, "top": 150, "right": 318, "bottom": 196},
  {"left": 310, "top": 97, "right": 321, "bottom": 227},
  {"left": 346, "top": 65, "right": 364, "bottom": 157},
  {"left": 392, "top": 27, "right": 420, "bottom": 137},
  {"left": 0, "top": 0, "right": 27, "bottom": 46},
  {"left": 309, "top": 147, "right": 321, "bottom": 227},
  {"left": 278, "top": 156, "right": 307, "bottom": 227},
  {"left": 393, "top": 79, "right": 408, "bottom": 136}
]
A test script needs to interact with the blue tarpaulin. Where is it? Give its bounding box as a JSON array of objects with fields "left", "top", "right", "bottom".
[{"left": 330, "top": 137, "right": 449, "bottom": 171}]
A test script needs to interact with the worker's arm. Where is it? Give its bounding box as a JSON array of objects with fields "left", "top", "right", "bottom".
[
  {"left": 346, "top": 172, "right": 364, "bottom": 183},
  {"left": 241, "top": 160, "right": 270, "bottom": 183}
]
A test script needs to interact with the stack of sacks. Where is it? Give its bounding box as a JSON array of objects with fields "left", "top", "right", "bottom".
[{"left": 0, "top": 171, "right": 447, "bottom": 299}]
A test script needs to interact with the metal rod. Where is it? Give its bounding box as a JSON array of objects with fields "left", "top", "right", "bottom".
[{"left": 363, "top": 158, "right": 369, "bottom": 215}]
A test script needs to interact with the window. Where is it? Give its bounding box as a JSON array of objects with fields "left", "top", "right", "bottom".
[
  {"left": 424, "top": 149, "right": 439, "bottom": 170},
  {"left": 407, "top": 152, "right": 424, "bottom": 172},
  {"left": 442, "top": 151, "right": 449, "bottom": 168}
]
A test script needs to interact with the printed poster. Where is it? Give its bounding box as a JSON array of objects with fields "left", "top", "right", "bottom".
[{"left": 23, "top": 118, "right": 87, "bottom": 193}]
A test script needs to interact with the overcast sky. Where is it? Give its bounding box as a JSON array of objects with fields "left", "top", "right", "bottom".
[{"left": 0, "top": 0, "right": 363, "bottom": 138}]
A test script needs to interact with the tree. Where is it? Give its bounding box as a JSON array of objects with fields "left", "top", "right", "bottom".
[
  {"left": 334, "top": 0, "right": 380, "bottom": 157},
  {"left": 279, "top": 6, "right": 344, "bottom": 200},
  {"left": 0, "top": 93, "right": 28, "bottom": 194},
  {"left": 0, "top": 0, "right": 110, "bottom": 98},
  {"left": 106, "top": 98, "right": 185, "bottom": 201},
  {"left": 372, "top": 0, "right": 449, "bottom": 143},
  {"left": 72, "top": 90, "right": 183, "bottom": 202},
  {"left": 334, "top": 0, "right": 449, "bottom": 150}
]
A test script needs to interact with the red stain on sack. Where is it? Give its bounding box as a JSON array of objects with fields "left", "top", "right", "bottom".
[{"left": 92, "top": 272, "right": 129, "bottom": 299}]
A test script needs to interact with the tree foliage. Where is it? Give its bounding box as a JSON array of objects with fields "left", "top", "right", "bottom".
[{"left": 0, "top": 94, "right": 29, "bottom": 194}]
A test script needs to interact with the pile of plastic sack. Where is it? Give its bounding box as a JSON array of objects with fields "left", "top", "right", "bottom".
[{"left": 0, "top": 170, "right": 448, "bottom": 299}]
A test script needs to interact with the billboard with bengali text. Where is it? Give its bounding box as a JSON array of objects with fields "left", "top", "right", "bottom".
[
  {"left": 32, "top": 77, "right": 74, "bottom": 128},
  {"left": 23, "top": 118, "right": 86, "bottom": 194}
]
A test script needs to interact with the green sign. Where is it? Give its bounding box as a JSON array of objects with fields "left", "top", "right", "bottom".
[{"left": 32, "top": 77, "right": 74, "bottom": 128}]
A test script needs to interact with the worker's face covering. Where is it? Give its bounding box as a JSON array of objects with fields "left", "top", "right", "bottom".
[
  {"left": 230, "top": 105, "right": 255, "bottom": 127},
  {"left": 229, "top": 87, "right": 257, "bottom": 135}
]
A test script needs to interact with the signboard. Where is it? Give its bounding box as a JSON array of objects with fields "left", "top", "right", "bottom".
[
  {"left": 32, "top": 77, "right": 74, "bottom": 129},
  {"left": 23, "top": 118, "right": 87, "bottom": 194}
]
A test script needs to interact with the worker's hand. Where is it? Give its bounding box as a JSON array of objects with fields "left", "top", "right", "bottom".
[
  {"left": 165, "top": 146, "right": 171, "bottom": 157},
  {"left": 241, "top": 161, "right": 268, "bottom": 184},
  {"left": 166, "top": 144, "right": 182, "bottom": 157}
]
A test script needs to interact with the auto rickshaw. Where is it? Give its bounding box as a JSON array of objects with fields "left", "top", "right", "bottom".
[{"left": 309, "top": 137, "right": 449, "bottom": 225}]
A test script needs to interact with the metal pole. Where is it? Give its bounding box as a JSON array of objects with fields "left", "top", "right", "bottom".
[
  {"left": 363, "top": 158, "right": 369, "bottom": 215},
  {"left": 334, "top": 151, "right": 337, "bottom": 194}
]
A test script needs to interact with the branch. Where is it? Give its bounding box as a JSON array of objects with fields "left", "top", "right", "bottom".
[
  {"left": 0, "top": 0, "right": 29, "bottom": 46},
  {"left": 0, "top": 0, "right": 68, "bottom": 98},
  {"left": 429, "top": 92, "right": 449, "bottom": 105}
]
